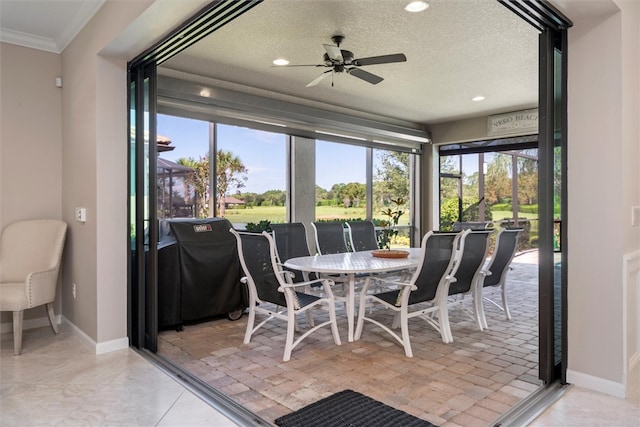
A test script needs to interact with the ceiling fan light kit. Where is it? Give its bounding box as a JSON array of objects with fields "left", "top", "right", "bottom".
[{"left": 276, "top": 35, "right": 406, "bottom": 88}]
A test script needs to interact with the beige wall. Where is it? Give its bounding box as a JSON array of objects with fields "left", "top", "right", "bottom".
[
  {"left": 60, "top": 0, "right": 153, "bottom": 348},
  {"left": 554, "top": 0, "right": 640, "bottom": 398},
  {"left": 0, "top": 43, "right": 63, "bottom": 328}
]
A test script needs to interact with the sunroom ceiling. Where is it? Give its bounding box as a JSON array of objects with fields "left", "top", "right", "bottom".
[{"left": 160, "top": 0, "right": 540, "bottom": 126}]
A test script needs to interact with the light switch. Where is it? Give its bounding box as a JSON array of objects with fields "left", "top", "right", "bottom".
[
  {"left": 632, "top": 206, "right": 640, "bottom": 227},
  {"left": 75, "top": 207, "right": 87, "bottom": 223}
]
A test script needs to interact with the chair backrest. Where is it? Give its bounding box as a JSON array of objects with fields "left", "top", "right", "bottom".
[
  {"left": 230, "top": 229, "right": 287, "bottom": 307},
  {"left": 345, "top": 220, "right": 378, "bottom": 251},
  {"left": 270, "top": 222, "right": 314, "bottom": 282},
  {"left": 483, "top": 228, "right": 522, "bottom": 288},
  {"left": 409, "top": 231, "right": 461, "bottom": 304},
  {"left": 311, "top": 221, "right": 348, "bottom": 255},
  {"left": 0, "top": 219, "right": 67, "bottom": 283},
  {"left": 270, "top": 223, "right": 312, "bottom": 262},
  {"left": 449, "top": 230, "right": 492, "bottom": 295}
]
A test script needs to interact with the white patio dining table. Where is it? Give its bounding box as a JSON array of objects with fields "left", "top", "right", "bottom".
[{"left": 283, "top": 248, "right": 422, "bottom": 342}]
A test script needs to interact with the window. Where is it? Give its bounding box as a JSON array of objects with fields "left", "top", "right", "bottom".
[
  {"left": 217, "top": 124, "right": 287, "bottom": 225},
  {"left": 156, "top": 114, "right": 209, "bottom": 219},
  {"left": 315, "top": 140, "right": 366, "bottom": 221},
  {"left": 439, "top": 141, "right": 539, "bottom": 249},
  {"left": 373, "top": 149, "right": 411, "bottom": 247}
]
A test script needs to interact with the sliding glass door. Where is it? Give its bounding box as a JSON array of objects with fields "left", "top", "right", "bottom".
[{"left": 128, "top": 64, "right": 158, "bottom": 351}]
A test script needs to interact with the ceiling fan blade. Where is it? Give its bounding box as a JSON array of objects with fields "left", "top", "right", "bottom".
[
  {"left": 306, "top": 70, "right": 332, "bottom": 87},
  {"left": 323, "top": 44, "right": 343, "bottom": 62},
  {"left": 347, "top": 67, "right": 383, "bottom": 85},
  {"left": 271, "top": 64, "right": 325, "bottom": 68},
  {"left": 352, "top": 53, "right": 407, "bottom": 66}
]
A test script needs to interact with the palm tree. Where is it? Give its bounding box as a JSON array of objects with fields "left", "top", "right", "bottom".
[{"left": 216, "top": 150, "right": 248, "bottom": 217}]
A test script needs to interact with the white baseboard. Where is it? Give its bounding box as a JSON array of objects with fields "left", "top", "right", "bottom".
[
  {"left": 2, "top": 314, "right": 130, "bottom": 355},
  {"left": 0, "top": 314, "right": 61, "bottom": 334},
  {"left": 62, "top": 316, "right": 129, "bottom": 355},
  {"left": 567, "top": 369, "right": 626, "bottom": 398}
]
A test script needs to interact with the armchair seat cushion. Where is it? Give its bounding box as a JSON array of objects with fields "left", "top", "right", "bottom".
[{"left": 0, "top": 283, "right": 28, "bottom": 311}]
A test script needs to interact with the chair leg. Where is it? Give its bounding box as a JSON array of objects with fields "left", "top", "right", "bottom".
[
  {"left": 400, "top": 308, "right": 413, "bottom": 358},
  {"left": 473, "top": 284, "right": 485, "bottom": 331},
  {"left": 501, "top": 284, "right": 512, "bottom": 320},
  {"left": 328, "top": 303, "right": 341, "bottom": 346},
  {"left": 12, "top": 311, "right": 23, "bottom": 355},
  {"left": 243, "top": 308, "right": 256, "bottom": 344},
  {"left": 46, "top": 303, "right": 59, "bottom": 334},
  {"left": 438, "top": 303, "right": 453, "bottom": 343},
  {"left": 283, "top": 310, "right": 296, "bottom": 362}
]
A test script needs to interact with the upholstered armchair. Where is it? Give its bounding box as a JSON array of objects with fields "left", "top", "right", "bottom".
[{"left": 0, "top": 219, "right": 67, "bottom": 355}]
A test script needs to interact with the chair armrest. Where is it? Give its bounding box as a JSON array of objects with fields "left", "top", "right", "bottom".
[
  {"left": 373, "top": 277, "right": 409, "bottom": 287},
  {"left": 279, "top": 277, "right": 334, "bottom": 290},
  {"left": 25, "top": 268, "right": 59, "bottom": 308}
]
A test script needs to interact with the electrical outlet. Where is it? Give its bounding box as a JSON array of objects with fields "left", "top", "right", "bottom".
[
  {"left": 75, "top": 207, "right": 86, "bottom": 223},
  {"left": 72, "top": 283, "right": 77, "bottom": 299}
]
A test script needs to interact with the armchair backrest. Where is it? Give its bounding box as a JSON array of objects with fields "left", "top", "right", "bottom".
[
  {"left": 0, "top": 219, "right": 67, "bottom": 283},
  {"left": 270, "top": 223, "right": 312, "bottom": 262},
  {"left": 483, "top": 228, "right": 522, "bottom": 288},
  {"left": 270, "top": 222, "right": 314, "bottom": 282},
  {"left": 409, "top": 231, "right": 461, "bottom": 304},
  {"left": 449, "top": 230, "right": 492, "bottom": 295},
  {"left": 231, "top": 229, "right": 287, "bottom": 307},
  {"left": 345, "top": 220, "right": 378, "bottom": 251},
  {"left": 311, "top": 221, "right": 348, "bottom": 255}
]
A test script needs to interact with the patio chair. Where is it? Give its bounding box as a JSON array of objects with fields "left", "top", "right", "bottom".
[
  {"left": 345, "top": 220, "right": 379, "bottom": 251},
  {"left": 270, "top": 222, "right": 316, "bottom": 283},
  {"left": 354, "top": 231, "right": 463, "bottom": 357},
  {"left": 311, "top": 221, "right": 349, "bottom": 255},
  {"left": 476, "top": 227, "right": 522, "bottom": 330},
  {"left": 447, "top": 230, "right": 493, "bottom": 332},
  {"left": 230, "top": 229, "right": 341, "bottom": 361},
  {"left": 0, "top": 219, "right": 67, "bottom": 355}
]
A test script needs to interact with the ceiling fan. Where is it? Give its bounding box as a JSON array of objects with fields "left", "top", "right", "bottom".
[{"left": 277, "top": 35, "right": 407, "bottom": 87}]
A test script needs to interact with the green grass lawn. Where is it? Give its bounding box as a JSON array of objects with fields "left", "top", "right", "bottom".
[
  {"left": 223, "top": 206, "right": 532, "bottom": 226},
  {"left": 223, "top": 205, "right": 411, "bottom": 225}
]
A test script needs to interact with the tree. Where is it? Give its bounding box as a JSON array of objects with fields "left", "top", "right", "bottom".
[
  {"left": 373, "top": 151, "right": 409, "bottom": 224},
  {"left": 374, "top": 151, "right": 409, "bottom": 205},
  {"left": 177, "top": 156, "right": 209, "bottom": 218},
  {"left": 518, "top": 155, "right": 538, "bottom": 206},
  {"left": 216, "top": 150, "right": 248, "bottom": 217},
  {"left": 342, "top": 182, "right": 366, "bottom": 208},
  {"left": 484, "top": 153, "right": 512, "bottom": 205}
]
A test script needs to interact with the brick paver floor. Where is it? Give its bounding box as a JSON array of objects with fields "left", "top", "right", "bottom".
[{"left": 158, "top": 251, "right": 541, "bottom": 427}]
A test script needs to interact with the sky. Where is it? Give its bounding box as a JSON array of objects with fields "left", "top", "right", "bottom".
[{"left": 157, "top": 114, "right": 366, "bottom": 194}]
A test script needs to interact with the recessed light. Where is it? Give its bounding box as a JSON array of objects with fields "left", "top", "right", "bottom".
[
  {"left": 273, "top": 58, "right": 289, "bottom": 66},
  {"left": 472, "top": 96, "right": 486, "bottom": 102},
  {"left": 405, "top": 1, "right": 428, "bottom": 12}
]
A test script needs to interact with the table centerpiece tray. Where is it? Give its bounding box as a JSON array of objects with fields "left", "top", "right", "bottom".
[{"left": 371, "top": 249, "right": 410, "bottom": 259}]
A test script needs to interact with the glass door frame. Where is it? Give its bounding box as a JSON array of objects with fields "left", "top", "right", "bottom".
[{"left": 127, "top": 0, "right": 572, "bottom": 416}]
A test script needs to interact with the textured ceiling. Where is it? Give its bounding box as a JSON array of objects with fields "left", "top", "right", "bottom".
[{"left": 161, "top": 0, "right": 540, "bottom": 125}]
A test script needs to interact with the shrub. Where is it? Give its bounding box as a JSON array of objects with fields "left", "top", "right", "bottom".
[{"left": 245, "top": 220, "right": 272, "bottom": 233}]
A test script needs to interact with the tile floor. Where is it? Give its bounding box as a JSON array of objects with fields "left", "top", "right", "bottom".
[{"left": 0, "top": 323, "right": 237, "bottom": 426}]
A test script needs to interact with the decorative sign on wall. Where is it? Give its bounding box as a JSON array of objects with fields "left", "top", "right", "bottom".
[{"left": 487, "top": 108, "right": 538, "bottom": 137}]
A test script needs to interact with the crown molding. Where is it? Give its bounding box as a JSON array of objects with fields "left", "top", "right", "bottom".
[{"left": 0, "top": 28, "right": 59, "bottom": 53}]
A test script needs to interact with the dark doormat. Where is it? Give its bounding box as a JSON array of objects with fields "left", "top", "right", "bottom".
[{"left": 274, "top": 389, "right": 437, "bottom": 427}]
